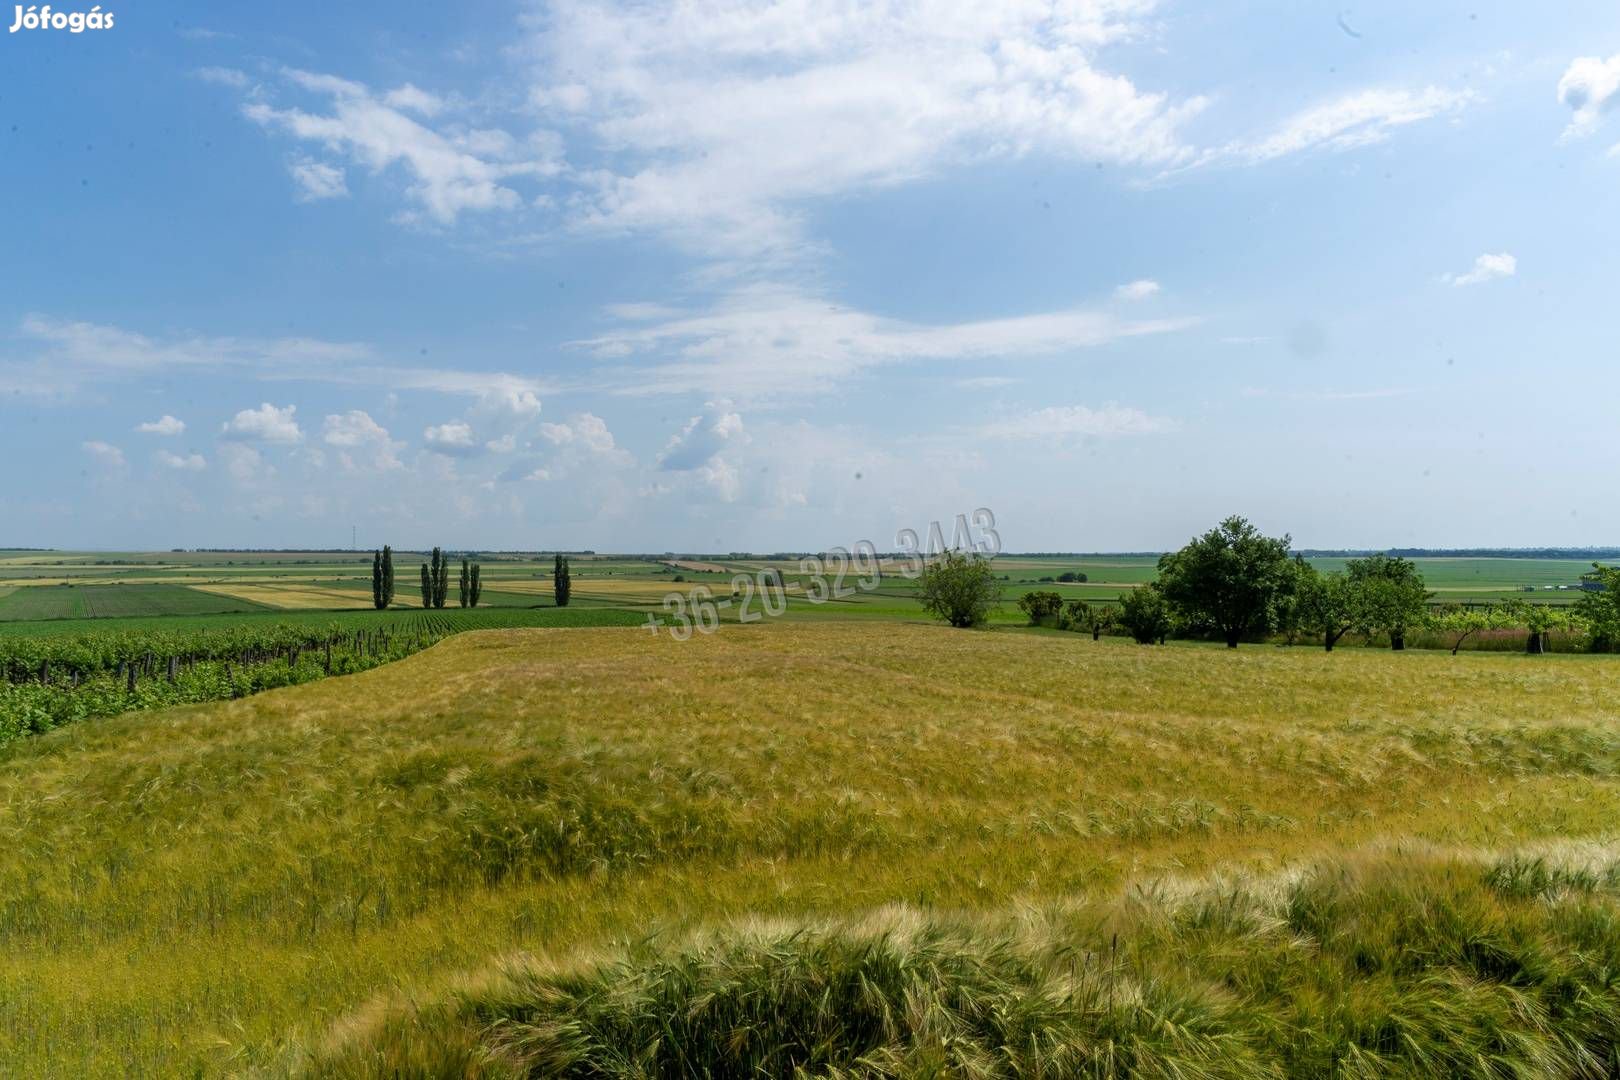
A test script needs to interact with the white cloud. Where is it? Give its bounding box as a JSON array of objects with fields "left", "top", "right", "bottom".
[
  {"left": 1114, "top": 279, "right": 1160, "bottom": 301},
  {"left": 156, "top": 450, "right": 207, "bottom": 471},
  {"left": 3, "top": 314, "right": 549, "bottom": 402},
  {"left": 1441, "top": 252, "right": 1516, "bottom": 287},
  {"left": 321, "top": 409, "right": 389, "bottom": 447},
  {"left": 242, "top": 67, "right": 560, "bottom": 225},
  {"left": 423, "top": 421, "right": 479, "bottom": 455},
  {"left": 524, "top": 1, "right": 1205, "bottom": 259},
  {"left": 1558, "top": 53, "right": 1620, "bottom": 138},
  {"left": 574, "top": 284, "right": 1195, "bottom": 398},
  {"left": 288, "top": 156, "right": 349, "bottom": 201},
  {"left": 135, "top": 414, "right": 185, "bottom": 436},
  {"left": 194, "top": 66, "right": 249, "bottom": 88},
  {"left": 382, "top": 83, "right": 447, "bottom": 117},
  {"left": 1232, "top": 86, "right": 1474, "bottom": 163},
  {"left": 321, "top": 410, "right": 403, "bottom": 470},
  {"left": 953, "top": 376, "right": 1020, "bottom": 389},
  {"left": 220, "top": 444, "right": 270, "bottom": 484},
  {"left": 486, "top": 434, "right": 517, "bottom": 454},
  {"left": 659, "top": 404, "right": 746, "bottom": 470},
  {"left": 536, "top": 413, "right": 627, "bottom": 457},
  {"left": 499, "top": 412, "right": 632, "bottom": 484},
  {"left": 222, "top": 403, "right": 303, "bottom": 444},
  {"left": 81, "top": 441, "right": 125, "bottom": 469},
  {"left": 980, "top": 404, "right": 1174, "bottom": 439}
]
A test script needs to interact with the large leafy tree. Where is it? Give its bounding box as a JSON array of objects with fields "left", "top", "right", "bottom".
[
  {"left": 917, "top": 549, "right": 1000, "bottom": 628},
  {"left": 1575, "top": 563, "right": 1619, "bottom": 652},
  {"left": 1016, "top": 590, "right": 1063, "bottom": 625},
  {"left": 1348, "top": 554, "right": 1428, "bottom": 650},
  {"left": 1117, "top": 585, "right": 1172, "bottom": 644},
  {"left": 1297, "top": 565, "right": 1359, "bottom": 651},
  {"left": 1156, "top": 516, "right": 1295, "bottom": 648}
]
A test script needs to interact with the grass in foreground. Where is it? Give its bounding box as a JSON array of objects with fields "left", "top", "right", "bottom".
[
  {"left": 316, "top": 845, "right": 1620, "bottom": 1078},
  {"left": 1, "top": 624, "right": 1619, "bottom": 1074}
]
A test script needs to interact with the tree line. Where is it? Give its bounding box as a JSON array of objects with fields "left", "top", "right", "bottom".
[
  {"left": 368, "top": 547, "right": 574, "bottom": 609},
  {"left": 944, "top": 515, "right": 1619, "bottom": 654}
]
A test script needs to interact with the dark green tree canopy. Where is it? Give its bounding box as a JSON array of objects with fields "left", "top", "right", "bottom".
[
  {"left": 917, "top": 550, "right": 1000, "bottom": 628},
  {"left": 1117, "top": 585, "right": 1173, "bottom": 644},
  {"left": 1156, "top": 516, "right": 1295, "bottom": 648},
  {"left": 1016, "top": 590, "right": 1064, "bottom": 625},
  {"left": 554, "top": 554, "right": 572, "bottom": 608}
]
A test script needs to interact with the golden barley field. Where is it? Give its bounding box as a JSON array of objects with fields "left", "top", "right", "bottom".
[{"left": 2, "top": 624, "right": 1620, "bottom": 1075}]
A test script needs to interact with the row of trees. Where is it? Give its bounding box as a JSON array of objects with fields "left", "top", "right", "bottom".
[
  {"left": 369, "top": 547, "right": 484, "bottom": 609},
  {"left": 366, "top": 549, "right": 578, "bottom": 610},
  {"left": 963, "top": 515, "right": 1619, "bottom": 655}
]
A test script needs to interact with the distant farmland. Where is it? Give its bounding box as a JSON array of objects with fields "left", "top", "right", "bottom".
[{"left": 0, "top": 550, "right": 1602, "bottom": 624}]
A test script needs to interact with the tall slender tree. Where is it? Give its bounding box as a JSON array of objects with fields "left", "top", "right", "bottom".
[
  {"left": 554, "top": 554, "right": 572, "bottom": 608},
  {"left": 419, "top": 560, "right": 432, "bottom": 608},
  {"left": 459, "top": 559, "right": 471, "bottom": 608},
  {"left": 382, "top": 545, "right": 395, "bottom": 608},
  {"left": 469, "top": 564, "right": 482, "bottom": 608},
  {"left": 429, "top": 547, "right": 450, "bottom": 609},
  {"left": 371, "top": 549, "right": 385, "bottom": 609}
]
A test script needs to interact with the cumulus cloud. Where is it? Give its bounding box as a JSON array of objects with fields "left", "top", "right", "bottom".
[
  {"left": 220, "top": 443, "right": 270, "bottom": 484},
  {"left": 1442, "top": 252, "right": 1516, "bottom": 287},
  {"left": 423, "top": 421, "right": 479, "bottom": 455},
  {"left": 980, "top": 404, "right": 1174, "bottom": 439},
  {"left": 221, "top": 403, "right": 303, "bottom": 443},
  {"left": 1558, "top": 53, "right": 1620, "bottom": 138},
  {"left": 241, "top": 67, "right": 560, "bottom": 225},
  {"left": 156, "top": 450, "right": 207, "bottom": 471},
  {"left": 322, "top": 410, "right": 403, "bottom": 469},
  {"left": 81, "top": 440, "right": 125, "bottom": 468},
  {"left": 500, "top": 412, "right": 632, "bottom": 484},
  {"left": 536, "top": 413, "right": 627, "bottom": 457},
  {"left": 135, "top": 414, "right": 185, "bottom": 435},
  {"left": 1114, "top": 279, "right": 1160, "bottom": 301},
  {"left": 658, "top": 405, "right": 745, "bottom": 470}
]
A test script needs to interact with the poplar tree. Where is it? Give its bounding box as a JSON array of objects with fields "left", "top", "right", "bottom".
[
  {"left": 554, "top": 554, "right": 572, "bottom": 608},
  {"left": 430, "top": 547, "right": 450, "bottom": 609},
  {"left": 371, "top": 550, "right": 385, "bottom": 609},
  {"left": 419, "top": 561, "right": 432, "bottom": 608},
  {"left": 470, "top": 564, "right": 482, "bottom": 607},
  {"left": 459, "top": 559, "right": 471, "bottom": 608},
  {"left": 382, "top": 545, "right": 395, "bottom": 607}
]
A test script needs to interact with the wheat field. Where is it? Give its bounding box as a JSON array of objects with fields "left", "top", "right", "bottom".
[{"left": 2, "top": 624, "right": 1619, "bottom": 1075}]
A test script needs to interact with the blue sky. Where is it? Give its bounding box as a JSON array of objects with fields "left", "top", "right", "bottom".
[{"left": 3, "top": 1, "right": 1619, "bottom": 552}]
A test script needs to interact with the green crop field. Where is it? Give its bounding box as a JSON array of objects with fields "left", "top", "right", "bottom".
[
  {"left": 0, "top": 582, "right": 277, "bottom": 621},
  {"left": 4, "top": 623, "right": 1620, "bottom": 1076}
]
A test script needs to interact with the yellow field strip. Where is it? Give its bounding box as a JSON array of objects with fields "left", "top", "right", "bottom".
[{"left": 188, "top": 584, "right": 372, "bottom": 610}]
